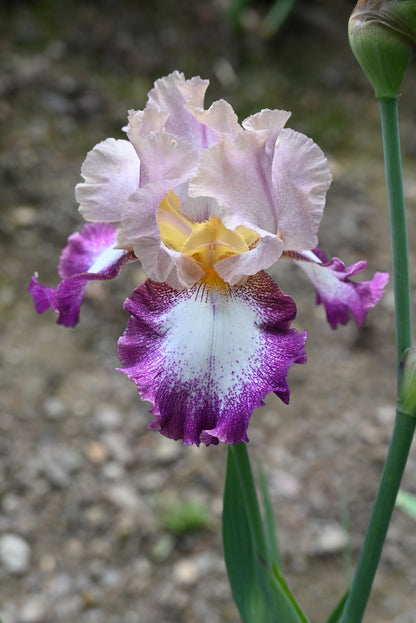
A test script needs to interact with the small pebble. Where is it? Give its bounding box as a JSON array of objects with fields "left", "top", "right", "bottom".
[
  {"left": 173, "top": 558, "right": 199, "bottom": 585},
  {"left": 43, "top": 397, "right": 66, "bottom": 420},
  {"left": 306, "top": 523, "right": 348, "bottom": 556},
  {"left": 0, "top": 533, "right": 31, "bottom": 575},
  {"left": 154, "top": 436, "right": 183, "bottom": 464},
  {"left": 93, "top": 405, "right": 123, "bottom": 430},
  {"left": 84, "top": 440, "right": 109, "bottom": 464},
  {"left": 20, "top": 596, "right": 46, "bottom": 623}
]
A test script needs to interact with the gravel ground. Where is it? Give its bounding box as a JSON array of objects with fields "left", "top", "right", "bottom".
[{"left": 2, "top": 1, "right": 416, "bottom": 622}]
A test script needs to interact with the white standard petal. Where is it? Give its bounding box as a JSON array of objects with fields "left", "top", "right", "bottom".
[
  {"left": 189, "top": 123, "right": 332, "bottom": 257},
  {"left": 146, "top": 72, "right": 217, "bottom": 151},
  {"left": 242, "top": 108, "right": 291, "bottom": 134},
  {"left": 133, "top": 131, "right": 199, "bottom": 187},
  {"left": 124, "top": 108, "right": 169, "bottom": 144},
  {"left": 271, "top": 128, "right": 332, "bottom": 250},
  {"left": 189, "top": 131, "right": 278, "bottom": 232},
  {"left": 184, "top": 99, "right": 241, "bottom": 139},
  {"left": 76, "top": 138, "right": 140, "bottom": 222}
]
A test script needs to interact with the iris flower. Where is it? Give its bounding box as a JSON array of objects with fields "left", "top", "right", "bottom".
[{"left": 29, "top": 72, "right": 388, "bottom": 446}]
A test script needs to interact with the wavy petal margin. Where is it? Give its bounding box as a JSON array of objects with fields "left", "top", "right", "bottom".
[
  {"left": 117, "top": 271, "right": 307, "bottom": 446},
  {"left": 294, "top": 248, "right": 389, "bottom": 329},
  {"left": 76, "top": 138, "right": 140, "bottom": 222},
  {"left": 28, "top": 223, "right": 134, "bottom": 326}
]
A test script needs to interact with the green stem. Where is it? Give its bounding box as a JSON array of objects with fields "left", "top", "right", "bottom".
[
  {"left": 340, "top": 97, "right": 414, "bottom": 623},
  {"left": 378, "top": 97, "right": 412, "bottom": 367},
  {"left": 340, "top": 411, "right": 415, "bottom": 623}
]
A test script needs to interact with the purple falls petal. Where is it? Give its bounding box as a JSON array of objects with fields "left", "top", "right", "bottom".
[
  {"left": 117, "top": 271, "right": 307, "bottom": 446},
  {"left": 294, "top": 248, "right": 389, "bottom": 329},
  {"left": 28, "top": 222, "right": 134, "bottom": 327}
]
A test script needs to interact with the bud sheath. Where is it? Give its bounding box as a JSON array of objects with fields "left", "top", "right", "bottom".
[{"left": 349, "top": 0, "right": 416, "bottom": 98}]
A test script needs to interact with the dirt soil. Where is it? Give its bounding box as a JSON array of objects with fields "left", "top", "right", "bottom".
[{"left": 1, "top": 1, "right": 416, "bottom": 622}]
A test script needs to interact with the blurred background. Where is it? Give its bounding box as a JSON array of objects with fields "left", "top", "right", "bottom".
[{"left": 1, "top": 1, "right": 416, "bottom": 622}]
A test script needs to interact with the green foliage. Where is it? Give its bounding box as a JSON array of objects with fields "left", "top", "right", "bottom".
[
  {"left": 258, "top": 461, "right": 283, "bottom": 572},
  {"left": 223, "top": 443, "right": 310, "bottom": 623},
  {"left": 161, "top": 500, "right": 211, "bottom": 535},
  {"left": 227, "top": 0, "right": 297, "bottom": 36},
  {"left": 263, "top": 0, "right": 297, "bottom": 36},
  {"left": 325, "top": 591, "right": 349, "bottom": 623},
  {"left": 396, "top": 489, "right": 416, "bottom": 520}
]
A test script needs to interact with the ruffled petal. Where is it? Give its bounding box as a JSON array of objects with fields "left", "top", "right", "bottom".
[
  {"left": 184, "top": 99, "right": 241, "bottom": 140},
  {"left": 131, "top": 131, "right": 199, "bottom": 188},
  {"left": 293, "top": 248, "right": 389, "bottom": 329},
  {"left": 189, "top": 125, "right": 331, "bottom": 253},
  {"left": 271, "top": 129, "right": 332, "bottom": 250},
  {"left": 28, "top": 223, "right": 134, "bottom": 327},
  {"left": 214, "top": 226, "right": 283, "bottom": 285},
  {"left": 147, "top": 71, "right": 218, "bottom": 150},
  {"left": 189, "top": 130, "right": 277, "bottom": 231},
  {"left": 117, "top": 271, "right": 307, "bottom": 446},
  {"left": 242, "top": 108, "right": 291, "bottom": 136},
  {"left": 76, "top": 139, "right": 140, "bottom": 222},
  {"left": 122, "top": 183, "right": 205, "bottom": 289},
  {"left": 124, "top": 108, "right": 169, "bottom": 142}
]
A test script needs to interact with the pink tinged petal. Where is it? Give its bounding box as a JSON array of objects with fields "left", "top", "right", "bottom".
[
  {"left": 147, "top": 71, "right": 217, "bottom": 151},
  {"left": 117, "top": 271, "right": 307, "bottom": 446},
  {"left": 295, "top": 249, "right": 389, "bottom": 329},
  {"left": 189, "top": 125, "right": 332, "bottom": 255},
  {"left": 76, "top": 139, "right": 140, "bottom": 222},
  {"left": 215, "top": 228, "right": 283, "bottom": 285},
  {"left": 242, "top": 108, "right": 291, "bottom": 138},
  {"left": 180, "top": 196, "right": 222, "bottom": 223},
  {"left": 133, "top": 131, "right": 199, "bottom": 187},
  {"left": 271, "top": 129, "right": 332, "bottom": 250},
  {"left": 124, "top": 108, "right": 169, "bottom": 143},
  {"left": 123, "top": 183, "right": 204, "bottom": 289},
  {"left": 189, "top": 131, "right": 278, "bottom": 233},
  {"left": 184, "top": 99, "right": 241, "bottom": 139},
  {"left": 28, "top": 223, "right": 134, "bottom": 327}
]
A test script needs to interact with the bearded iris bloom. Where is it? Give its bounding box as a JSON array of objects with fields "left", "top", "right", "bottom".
[{"left": 29, "top": 72, "right": 388, "bottom": 445}]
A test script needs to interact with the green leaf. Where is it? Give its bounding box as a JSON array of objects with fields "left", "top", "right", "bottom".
[
  {"left": 263, "top": 0, "right": 297, "bottom": 36},
  {"left": 258, "top": 461, "right": 283, "bottom": 572},
  {"left": 325, "top": 591, "right": 349, "bottom": 623},
  {"left": 396, "top": 489, "right": 416, "bottom": 520},
  {"left": 227, "top": 0, "right": 250, "bottom": 29},
  {"left": 271, "top": 562, "right": 310, "bottom": 623},
  {"left": 223, "top": 443, "right": 309, "bottom": 623}
]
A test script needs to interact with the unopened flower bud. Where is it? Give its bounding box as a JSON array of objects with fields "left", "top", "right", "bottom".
[
  {"left": 398, "top": 348, "right": 416, "bottom": 417},
  {"left": 349, "top": 0, "right": 416, "bottom": 98}
]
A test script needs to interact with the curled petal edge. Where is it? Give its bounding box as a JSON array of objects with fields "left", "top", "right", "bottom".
[
  {"left": 292, "top": 248, "right": 389, "bottom": 329},
  {"left": 28, "top": 223, "right": 135, "bottom": 327},
  {"left": 117, "top": 271, "right": 307, "bottom": 446}
]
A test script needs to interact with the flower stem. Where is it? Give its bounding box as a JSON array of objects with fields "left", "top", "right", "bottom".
[
  {"left": 378, "top": 97, "right": 412, "bottom": 368},
  {"left": 340, "top": 97, "right": 414, "bottom": 623},
  {"left": 340, "top": 411, "right": 415, "bottom": 623}
]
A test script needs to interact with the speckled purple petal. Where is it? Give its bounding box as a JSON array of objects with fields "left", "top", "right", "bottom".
[
  {"left": 117, "top": 271, "right": 307, "bottom": 446},
  {"left": 294, "top": 248, "right": 389, "bottom": 329},
  {"left": 28, "top": 223, "right": 134, "bottom": 327}
]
